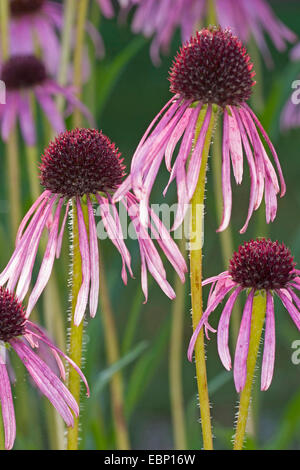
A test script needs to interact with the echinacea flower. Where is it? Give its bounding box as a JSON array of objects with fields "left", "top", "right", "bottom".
[
  {"left": 0, "top": 285, "right": 89, "bottom": 450},
  {"left": 8, "top": 0, "right": 104, "bottom": 74},
  {"left": 114, "top": 27, "right": 285, "bottom": 234},
  {"left": 0, "top": 128, "right": 187, "bottom": 326},
  {"left": 188, "top": 238, "right": 300, "bottom": 392},
  {"left": 0, "top": 54, "right": 93, "bottom": 146},
  {"left": 124, "top": 0, "right": 296, "bottom": 66}
]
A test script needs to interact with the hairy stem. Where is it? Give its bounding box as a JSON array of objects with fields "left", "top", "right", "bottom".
[
  {"left": 66, "top": 199, "right": 88, "bottom": 450},
  {"left": 169, "top": 236, "right": 188, "bottom": 449},
  {"left": 233, "top": 291, "right": 267, "bottom": 450},
  {"left": 190, "top": 107, "right": 216, "bottom": 450}
]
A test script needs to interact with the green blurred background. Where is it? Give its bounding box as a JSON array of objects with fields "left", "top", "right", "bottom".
[{"left": 1, "top": 0, "right": 300, "bottom": 450}]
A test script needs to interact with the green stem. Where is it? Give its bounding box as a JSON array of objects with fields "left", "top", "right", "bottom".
[
  {"left": 72, "top": 0, "right": 89, "bottom": 128},
  {"left": 66, "top": 199, "right": 88, "bottom": 450},
  {"left": 6, "top": 131, "right": 21, "bottom": 239},
  {"left": 169, "top": 237, "right": 187, "bottom": 450},
  {"left": 56, "top": 0, "right": 76, "bottom": 112},
  {"left": 98, "top": 246, "right": 130, "bottom": 450},
  {"left": 207, "top": 0, "right": 217, "bottom": 25},
  {"left": 190, "top": 106, "right": 217, "bottom": 450},
  {"left": 0, "top": 0, "right": 9, "bottom": 60},
  {"left": 233, "top": 290, "right": 267, "bottom": 450},
  {"left": 25, "top": 144, "right": 41, "bottom": 202}
]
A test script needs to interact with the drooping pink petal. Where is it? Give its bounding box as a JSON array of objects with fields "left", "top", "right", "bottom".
[
  {"left": 26, "top": 198, "right": 64, "bottom": 317},
  {"left": 217, "top": 109, "right": 232, "bottom": 232},
  {"left": 87, "top": 196, "right": 99, "bottom": 318},
  {"left": 217, "top": 286, "right": 243, "bottom": 371},
  {"left": 97, "top": 195, "right": 132, "bottom": 284},
  {"left": 276, "top": 289, "right": 300, "bottom": 331},
  {"left": 16, "top": 197, "right": 58, "bottom": 302},
  {"left": 188, "top": 283, "right": 235, "bottom": 362},
  {"left": 261, "top": 291, "right": 275, "bottom": 391},
  {"left": 10, "top": 338, "right": 78, "bottom": 427},
  {"left": 239, "top": 107, "right": 265, "bottom": 211},
  {"left": 243, "top": 103, "right": 286, "bottom": 197},
  {"left": 0, "top": 364, "right": 16, "bottom": 450},
  {"left": 232, "top": 107, "right": 258, "bottom": 234},
  {"left": 15, "top": 190, "right": 51, "bottom": 246},
  {"left": 56, "top": 200, "right": 70, "bottom": 258},
  {"left": 73, "top": 198, "right": 91, "bottom": 326},
  {"left": 233, "top": 289, "right": 254, "bottom": 393},
  {"left": 228, "top": 108, "right": 243, "bottom": 184},
  {"left": 25, "top": 321, "right": 89, "bottom": 396}
]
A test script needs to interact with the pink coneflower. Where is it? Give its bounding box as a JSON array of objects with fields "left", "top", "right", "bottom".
[
  {"left": 0, "top": 128, "right": 187, "bottom": 326},
  {"left": 124, "top": 0, "right": 296, "bottom": 66},
  {"left": 0, "top": 285, "right": 89, "bottom": 450},
  {"left": 188, "top": 238, "right": 300, "bottom": 392},
  {"left": 8, "top": 0, "right": 104, "bottom": 75},
  {"left": 0, "top": 54, "right": 92, "bottom": 146},
  {"left": 114, "top": 27, "right": 285, "bottom": 234}
]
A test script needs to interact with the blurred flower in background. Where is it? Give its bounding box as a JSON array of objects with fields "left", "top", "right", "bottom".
[
  {"left": 123, "top": 0, "right": 297, "bottom": 65},
  {"left": 0, "top": 54, "right": 93, "bottom": 146},
  {"left": 9, "top": 0, "right": 67, "bottom": 75},
  {"left": 114, "top": 27, "right": 285, "bottom": 234},
  {"left": 0, "top": 285, "right": 89, "bottom": 449},
  {"left": 188, "top": 238, "right": 300, "bottom": 392}
]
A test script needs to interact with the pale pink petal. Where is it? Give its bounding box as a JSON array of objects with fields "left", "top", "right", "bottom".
[
  {"left": 87, "top": 197, "right": 99, "bottom": 318},
  {"left": 233, "top": 289, "right": 254, "bottom": 393},
  {"left": 217, "top": 286, "right": 243, "bottom": 370},
  {"left": 277, "top": 289, "right": 300, "bottom": 331},
  {"left": 0, "top": 364, "right": 16, "bottom": 450},
  {"left": 188, "top": 283, "right": 235, "bottom": 362},
  {"left": 26, "top": 198, "right": 64, "bottom": 316},
  {"left": 56, "top": 201, "right": 70, "bottom": 258},
  {"left": 217, "top": 109, "right": 232, "bottom": 232},
  {"left": 10, "top": 339, "right": 77, "bottom": 427},
  {"left": 74, "top": 198, "right": 91, "bottom": 326},
  {"left": 261, "top": 291, "right": 275, "bottom": 391}
]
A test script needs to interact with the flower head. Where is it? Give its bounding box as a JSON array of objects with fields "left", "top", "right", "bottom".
[
  {"left": 0, "top": 286, "right": 89, "bottom": 450},
  {"left": 188, "top": 238, "right": 300, "bottom": 393},
  {"left": 0, "top": 128, "right": 187, "bottom": 326},
  {"left": 114, "top": 27, "right": 285, "bottom": 234},
  {"left": 0, "top": 54, "right": 93, "bottom": 146}
]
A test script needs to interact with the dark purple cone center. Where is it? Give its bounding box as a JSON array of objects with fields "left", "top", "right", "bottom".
[
  {"left": 40, "top": 128, "right": 126, "bottom": 198},
  {"left": 229, "top": 239, "right": 297, "bottom": 290},
  {"left": 169, "top": 27, "right": 255, "bottom": 107},
  {"left": 10, "top": 0, "right": 44, "bottom": 16},
  {"left": 0, "top": 287, "right": 26, "bottom": 342},
  {"left": 1, "top": 55, "right": 47, "bottom": 90}
]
